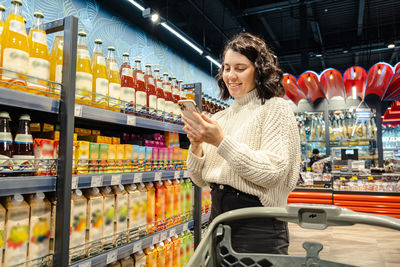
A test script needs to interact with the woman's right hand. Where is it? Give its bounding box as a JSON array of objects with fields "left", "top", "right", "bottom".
[{"left": 183, "top": 116, "right": 204, "bottom": 157}]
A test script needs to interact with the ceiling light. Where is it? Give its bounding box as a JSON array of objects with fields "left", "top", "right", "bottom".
[
  {"left": 127, "top": 0, "right": 145, "bottom": 11},
  {"left": 388, "top": 107, "right": 392, "bottom": 110},
  {"left": 151, "top": 13, "right": 159, "bottom": 22},
  {"left": 329, "top": 72, "right": 333, "bottom": 80},
  {"left": 286, "top": 78, "right": 290, "bottom": 84},
  {"left": 160, "top": 22, "right": 203, "bottom": 54},
  {"left": 316, "top": 54, "right": 322, "bottom": 57},
  {"left": 378, "top": 67, "right": 382, "bottom": 75},
  {"left": 388, "top": 43, "right": 395, "bottom": 49},
  {"left": 307, "top": 75, "right": 311, "bottom": 82},
  {"left": 343, "top": 50, "right": 348, "bottom": 53},
  {"left": 205, "top": 55, "right": 221, "bottom": 68}
]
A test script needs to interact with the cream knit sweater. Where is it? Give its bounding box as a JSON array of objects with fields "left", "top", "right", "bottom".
[{"left": 187, "top": 89, "right": 301, "bottom": 207}]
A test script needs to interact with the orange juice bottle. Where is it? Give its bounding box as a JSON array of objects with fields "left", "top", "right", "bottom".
[
  {"left": 164, "top": 238, "right": 173, "bottom": 267},
  {"left": 91, "top": 38, "right": 108, "bottom": 108},
  {"left": 144, "top": 63, "right": 157, "bottom": 117},
  {"left": 0, "top": 4, "right": 6, "bottom": 71},
  {"left": 171, "top": 235, "right": 181, "bottom": 267},
  {"left": 49, "top": 33, "right": 63, "bottom": 98},
  {"left": 75, "top": 30, "right": 93, "bottom": 105},
  {"left": 106, "top": 46, "right": 121, "bottom": 111},
  {"left": 144, "top": 246, "right": 157, "bottom": 267},
  {"left": 133, "top": 57, "right": 146, "bottom": 115},
  {"left": 163, "top": 179, "right": 174, "bottom": 228},
  {"left": 27, "top": 10, "right": 50, "bottom": 96},
  {"left": 1, "top": 0, "right": 29, "bottom": 88},
  {"left": 155, "top": 181, "right": 166, "bottom": 231},
  {"left": 156, "top": 241, "right": 166, "bottom": 267},
  {"left": 145, "top": 182, "right": 155, "bottom": 234},
  {"left": 173, "top": 179, "right": 182, "bottom": 225},
  {"left": 119, "top": 52, "right": 135, "bottom": 112}
]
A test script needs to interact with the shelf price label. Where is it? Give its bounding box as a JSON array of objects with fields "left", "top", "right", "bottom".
[
  {"left": 71, "top": 176, "right": 78, "bottom": 189},
  {"left": 91, "top": 175, "right": 103, "bottom": 188},
  {"left": 154, "top": 172, "right": 162, "bottom": 181},
  {"left": 182, "top": 223, "right": 189, "bottom": 232},
  {"left": 351, "top": 176, "right": 358, "bottom": 180},
  {"left": 78, "top": 261, "right": 91, "bottom": 267},
  {"left": 133, "top": 173, "right": 143, "bottom": 183},
  {"left": 183, "top": 170, "right": 189, "bottom": 178},
  {"left": 174, "top": 171, "right": 180, "bottom": 179},
  {"left": 160, "top": 231, "right": 168, "bottom": 241},
  {"left": 74, "top": 104, "right": 83, "bottom": 117},
  {"left": 126, "top": 115, "right": 136, "bottom": 126},
  {"left": 106, "top": 250, "right": 118, "bottom": 264},
  {"left": 111, "top": 174, "right": 122, "bottom": 185},
  {"left": 368, "top": 176, "right": 374, "bottom": 180},
  {"left": 340, "top": 177, "right": 346, "bottom": 181},
  {"left": 169, "top": 228, "right": 176, "bottom": 238},
  {"left": 133, "top": 240, "right": 142, "bottom": 253},
  {"left": 152, "top": 234, "right": 160, "bottom": 244}
]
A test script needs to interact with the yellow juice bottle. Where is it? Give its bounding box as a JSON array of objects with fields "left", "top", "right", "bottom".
[
  {"left": 134, "top": 250, "right": 146, "bottom": 267},
  {"left": 106, "top": 46, "right": 121, "bottom": 111},
  {"left": 0, "top": 0, "right": 29, "bottom": 89},
  {"left": 0, "top": 4, "right": 6, "bottom": 67},
  {"left": 171, "top": 235, "right": 181, "bottom": 267},
  {"left": 145, "top": 182, "right": 155, "bottom": 234},
  {"left": 144, "top": 246, "right": 157, "bottom": 267},
  {"left": 27, "top": 10, "right": 50, "bottom": 96},
  {"left": 91, "top": 38, "right": 108, "bottom": 108},
  {"left": 49, "top": 34, "right": 63, "bottom": 99},
  {"left": 155, "top": 241, "right": 166, "bottom": 266},
  {"left": 172, "top": 179, "right": 182, "bottom": 225},
  {"left": 112, "top": 184, "right": 128, "bottom": 243},
  {"left": 75, "top": 30, "right": 92, "bottom": 105},
  {"left": 164, "top": 238, "right": 173, "bottom": 267},
  {"left": 163, "top": 179, "right": 174, "bottom": 228}
]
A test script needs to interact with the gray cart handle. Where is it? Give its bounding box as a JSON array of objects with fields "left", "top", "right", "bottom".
[{"left": 187, "top": 204, "right": 400, "bottom": 267}]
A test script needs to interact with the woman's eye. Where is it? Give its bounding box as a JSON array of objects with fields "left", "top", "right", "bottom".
[{"left": 236, "top": 68, "right": 245, "bottom": 72}]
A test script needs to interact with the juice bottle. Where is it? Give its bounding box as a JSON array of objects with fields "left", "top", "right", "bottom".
[
  {"left": 106, "top": 46, "right": 121, "bottom": 110},
  {"left": 155, "top": 241, "right": 166, "bottom": 266},
  {"left": 12, "top": 114, "right": 34, "bottom": 176},
  {"left": 185, "top": 179, "right": 193, "bottom": 215},
  {"left": 162, "top": 73, "right": 174, "bottom": 121},
  {"left": 75, "top": 30, "right": 93, "bottom": 105},
  {"left": 91, "top": 38, "right": 108, "bottom": 108},
  {"left": 27, "top": 192, "right": 51, "bottom": 265},
  {"left": 164, "top": 238, "right": 173, "bottom": 267},
  {"left": 177, "top": 79, "right": 185, "bottom": 100},
  {"left": 1, "top": 0, "right": 29, "bottom": 88},
  {"left": 180, "top": 179, "right": 187, "bottom": 218},
  {"left": 184, "top": 231, "right": 193, "bottom": 264},
  {"left": 107, "top": 144, "right": 117, "bottom": 173},
  {"left": 179, "top": 232, "right": 186, "bottom": 267},
  {"left": 84, "top": 187, "right": 103, "bottom": 256},
  {"left": 133, "top": 58, "right": 146, "bottom": 116},
  {"left": 144, "top": 246, "right": 157, "bottom": 267},
  {"left": 172, "top": 179, "right": 182, "bottom": 225},
  {"left": 69, "top": 189, "right": 87, "bottom": 262},
  {"left": 112, "top": 184, "right": 128, "bottom": 242},
  {"left": 116, "top": 144, "right": 124, "bottom": 173},
  {"left": 137, "top": 182, "right": 147, "bottom": 237},
  {"left": 120, "top": 256, "right": 134, "bottom": 267},
  {"left": 154, "top": 68, "right": 165, "bottom": 119},
  {"left": 144, "top": 63, "right": 157, "bottom": 117},
  {"left": 145, "top": 182, "right": 155, "bottom": 234},
  {"left": 0, "top": 4, "right": 5, "bottom": 37},
  {"left": 107, "top": 261, "right": 121, "bottom": 267},
  {"left": 134, "top": 250, "right": 146, "bottom": 267},
  {"left": 154, "top": 181, "right": 166, "bottom": 231},
  {"left": 137, "top": 146, "right": 145, "bottom": 172},
  {"left": 48, "top": 194, "right": 56, "bottom": 254},
  {"left": 125, "top": 183, "right": 140, "bottom": 241},
  {"left": 0, "top": 203, "right": 5, "bottom": 266},
  {"left": 163, "top": 179, "right": 174, "bottom": 228},
  {"left": 49, "top": 34, "right": 63, "bottom": 98},
  {"left": 27, "top": 10, "right": 50, "bottom": 96},
  {"left": 0, "top": 111, "right": 13, "bottom": 176},
  {"left": 88, "top": 142, "right": 100, "bottom": 173},
  {"left": 186, "top": 87, "right": 195, "bottom": 100},
  {"left": 3, "top": 194, "right": 29, "bottom": 267},
  {"left": 171, "top": 235, "right": 181, "bottom": 267},
  {"left": 132, "top": 145, "right": 139, "bottom": 173},
  {"left": 171, "top": 76, "right": 180, "bottom": 121},
  {"left": 101, "top": 186, "right": 115, "bottom": 250},
  {"left": 123, "top": 144, "right": 133, "bottom": 172},
  {"left": 120, "top": 52, "right": 135, "bottom": 112}
]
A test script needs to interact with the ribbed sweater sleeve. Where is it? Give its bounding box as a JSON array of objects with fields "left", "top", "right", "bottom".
[{"left": 187, "top": 145, "right": 209, "bottom": 187}]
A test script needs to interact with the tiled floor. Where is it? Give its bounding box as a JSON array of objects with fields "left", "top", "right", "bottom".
[{"left": 288, "top": 223, "right": 400, "bottom": 267}]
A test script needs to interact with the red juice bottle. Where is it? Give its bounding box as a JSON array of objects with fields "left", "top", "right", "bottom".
[
  {"left": 162, "top": 73, "right": 174, "bottom": 121},
  {"left": 154, "top": 68, "right": 165, "bottom": 119},
  {"left": 171, "top": 76, "right": 180, "bottom": 122},
  {"left": 145, "top": 64, "right": 157, "bottom": 117},
  {"left": 133, "top": 58, "right": 147, "bottom": 115},
  {"left": 119, "top": 52, "right": 135, "bottom": 113}
]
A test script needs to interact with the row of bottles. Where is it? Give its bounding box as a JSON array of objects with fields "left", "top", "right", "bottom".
[
  {"left": 382, "top": 125, "right": 400, "bottom": 149},
  {"left": 201, "top": 93, "right": 227, "bottom": 115},
  {"left": 296, "top": 112, "right": 325, "bottom": 141}
]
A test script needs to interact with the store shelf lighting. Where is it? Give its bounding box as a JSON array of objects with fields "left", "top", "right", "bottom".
[
  {"left": 151, "top": 13, "right": 159, "bottom": 22},
  {"left": 127, "top": 0, "right": 145, "bottom": 11},
  {"left": 388, "top": 43, "right": 395, "bottom": 49},
  {"left": 205, "top": 55, "right": 222, "bottom": 68},
  {"left": 160, "top": 22, "right": 203, "bottom": 54}
]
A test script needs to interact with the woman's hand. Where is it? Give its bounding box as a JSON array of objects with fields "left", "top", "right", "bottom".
[{"left": 182, "top": 110, "right": 225, "bottom": 147}]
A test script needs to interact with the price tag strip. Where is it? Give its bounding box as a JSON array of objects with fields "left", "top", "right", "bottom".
[
  {"left": 132, "top": 240, "right": 143, "bottom": 254},
  {"left": 182, "top": 223, "right": 189, "bottom": 232},
  {"left": 154, "top": 172, "right": 162, "bottom": 181},
  {"left": 152, "top": 233, "right": 160, "bottom": 244},
  {"left": 91, "top": 175, "right": 103, "bottom": 188},
  {"left": 160, "top": 231, "right": 168, "bottom": 242},
  {"left": 126, "top": 115, "right": 137, "bottom": 126},
  {"left": 106, "top": 250, "right": 118, "bottom": 264},
  {"left": 169, "top": 228, "right": 176, "bottom": 238},
  {"left": 183, "top": 170, "right": 189, "bottom": 178},
  {"left": 133, "top": 172, "right": 143, "bottom": 183},
  {"left": 174, "top": 171, "right": 180, "bottom": 179},
  {"left": 71, "top": 176, "right": 78, "bottom": 189},
  {"left": 78, "top": 261, "right": 91, "bottom": 267},
  {"left": 74, "top": 104, "right": 83, "bottom": 117},
  {"left": 111, "top": 174, "right": 122, "bottom": 185}
]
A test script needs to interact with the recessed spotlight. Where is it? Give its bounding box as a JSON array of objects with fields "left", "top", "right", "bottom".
[
  {"left": 388, "top": 43, "right": 395, "bottom": 49},
  {"left": 343, "top": 50, "right": 348, "bottom": 53},
  {"left": 316, "top": 54, "right": 322, "bottom": 57},
  {"left": 151, "top": 13, "right": 159, "bottom": 22}
]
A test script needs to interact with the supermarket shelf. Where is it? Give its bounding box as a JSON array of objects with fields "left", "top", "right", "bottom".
[
  {"left": 201, "top": 212, "right": 210, "bottom": 224},
  {"left": 73, "top": 170, "right": 189, "bottom": 189},
  {"left": 294, "top": 188, "right": 333, "bottom": 192},
  {"left": 333, "top": 191, "right": 400, "bottom": 196},
  {"left": 313, "top": 180, "right": 332, "bottom": 184},
  {"left": 0, "top": 87, "right": 59, "bottom": 113},
  {"left": 69, "top": 220, "right": 193, "bottom": 267},
  {"left": 0, "top": 176, "right": 56, "bottom": 196},
  {"left": 75, "top": 104, "right": 184, "bottom": 133}
]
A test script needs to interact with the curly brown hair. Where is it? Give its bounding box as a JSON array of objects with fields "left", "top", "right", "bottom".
[{"left": 216, "top": 33, "right": 284, "bottom": 103}]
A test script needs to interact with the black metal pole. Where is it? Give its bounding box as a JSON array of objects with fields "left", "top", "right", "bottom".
[
  {"left": 54, "top": 16, "right": 78, "bottom": 267},
  {"left": 376, "top": 101, "right": 384, "bottom": 167}
]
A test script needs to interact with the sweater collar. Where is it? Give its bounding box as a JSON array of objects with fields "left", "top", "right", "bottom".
[{"left": 234, "top": 89, "right": 258, "bottom": 106}]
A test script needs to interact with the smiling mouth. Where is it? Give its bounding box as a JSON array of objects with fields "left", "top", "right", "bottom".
[{"left": 229, "top": 83, "right": 241, "bottom": 88}]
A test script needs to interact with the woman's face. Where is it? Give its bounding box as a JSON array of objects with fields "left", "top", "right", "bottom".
[{"left": 222, "top": 49, "right": 256, "bottom": 98}]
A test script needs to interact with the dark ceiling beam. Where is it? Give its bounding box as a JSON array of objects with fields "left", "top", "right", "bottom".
[
  {"left": 389, "top": 48, "right": 399, "bottom": 65},
  {"left": 306, "top": 3, "right": 326, "bottom": 69},
  {"left": 357, "top": 0, "right": 366, "bottom": 37},
  {"left": 239, "top": 0, "right": 325, "bottom": 17},
  {"left": 258, "top": 15, "right": 281, "bottom": 49}
]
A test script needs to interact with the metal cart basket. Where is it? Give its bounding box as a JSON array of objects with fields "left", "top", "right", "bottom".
[{"left": 187, "top": 204, "right": 400, "bottom": 267}]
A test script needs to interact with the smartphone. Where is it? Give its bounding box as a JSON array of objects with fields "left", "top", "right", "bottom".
[{"left": 178, "top": 99, "right": 200, "bottom": 121}]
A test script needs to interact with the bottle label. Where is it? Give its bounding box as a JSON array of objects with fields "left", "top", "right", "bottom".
[
  {"left": 75, "top": 72, "right": 93, "bottom": 101},
  {"left": 0, "top": 26, "right": 3, "bottom": 35},
  {"left": 97, "top": 55, "right": 105, "bottom": 66},
  {"left": 109, "top": 62, "right": 118, "bottom": 71},
  {"left": 32, "top": 31, "right": 47, "bottom": 45},
  {"left": 0, "top": 132, "right": 12, "bottom": 142},
  {"left": 87, "top": 198, "right": 103, "bottom": 241},
  {"left": 165, "top": 100, "right": 174, "bottom": 119},
  {"left": 120, "top": 86, "right": 135, "bottom": 104},
  {"left": 174, "top": 104, "right": 181, "bottom": 120},
  {"left": 0, "top": 154, "right": 13, "bottom": 173},
  {"left": 27, "top": 57, "right": 50, "bottom": 89},
  {"left": 2, "top": 48, "right": 29, "bottom": 80},
  {"left": 122, "top": 67, "right": 132, "bottom": 77},
  {"left": 136, "top": 91, "right": 147, "bottom": 113},
  {"left": 156, "top": 81, "right": 162, "bottom": 89},
  {"left": 95, "top": 77, "right": 108, "bottom": 104},
  {"left": 77, "top": 48, "right": 90, "bottom": 59},
  {"left": 10, "top": 20, "right": 26, "bottom": 36},
  {"left": 54, "top": 64, "right": 62, "bottom": 95},
  {"left": 109, "top": 82, "right": 121, "bottom": 107},
  {"left": 157, "top": 98, "right": 165, "bottom": 117},
  {"left": 148, "top": 78, "right": 154, "bottom": 86},
  {"left": 28, "top": 205, "right": 51, "bottom": 259},
  {"left": 15, "top": 133, "right": 33, "bottom": 144},
  {"left": 136, "top": 72, "right": 144, "bottom": 82},
  {"left": 5, "top": 208, "right": 29, "bottom": 266},
  {"left": 163, "top": 85, "right": 171, "bottom": 92},
  {"left": 149, "top": 94, "right": 157, "bottom": 116}
]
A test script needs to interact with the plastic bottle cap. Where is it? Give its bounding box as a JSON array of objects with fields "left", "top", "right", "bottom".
[
  {"left": 146, "top": 182, "right": 154, "bottom": 188},
  {"left": 11, "top": 0, "right": 22, "bottom": 6},
  {"left": 178, "top": 79, "right": 183, "bottom": 83},
  {"left": 19, "top": 114, "right": 31, "bottom": 121},
  {"left": 145, "top": 63, "right": 151, "bottom": 67},
  {"left": 103, "top": 186, "right": 112, "bottom": 194},
  {"left": 166, "top": 238, "right": 172, "bottom": 242},
  {"left": 94, "top": 38, "right": 102, "bottom": 44},
  {"left": 0, "top": 111, "right": 10, "bottom": 119},
  {"left": 12, "top": 194, "right": 24, "bottom": 204},
  {"left": 75, "top": 189, "right": 82, "bottom": 197},
  {"left": 78, "top": 30, "right": 87, "bottom": 37},
  {"left": 138, "top": 182, "right": 145, "bottom": 189},
  {"left": 128, "top": 184, "right": 137, "bottom": 190},
  {"left": 156, "top": 180, "right": 163, "bottom": 186},
  {"left": 159, "top": 241, "right": 164, "bottom": 246},
  {"left": 122, "top": 52, "right": 129, "bottom": 57},
  {"left": 108, "top": 46, "right": 115, "bottom": 51},
  {"left": 92, "top": 187, "right": 99, "bottom": 195},
  {"left": 0, "top": 4, "right": 6, "bottom": 11},
  {"left": 134, "top": 57, "right": 141, "bottom": 62},
  {"left": 118, "top": 184, "right": 124, "bottom": 191},
  {"left": 150, "top": 245, "right": 155, "bottom": 250},
  {"left": 165, "top": 180, "right": 172, "bottom": 185},
  {"left": 172, "top": 76, "right": 176, "bottom": 79},
  {"left": 34, "top": 192, "right": 45, "bottom": 201},
  {"left": 33, "top": 10, "right": 44, "bottom": 18},
  {"left": 154, "top": 68, "right": 160, "bottom": 72},
  {"left": 163, "top": 72, "right": 168, "bottom": 76}
]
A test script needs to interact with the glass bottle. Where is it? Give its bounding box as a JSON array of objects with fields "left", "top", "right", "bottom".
[
  {"left": 0, "top": 4, "right": 6, "bottom": 69},
  {"left": 178, "top": 79, "right": 186, "bottom": 100},
  {"left": 154, "top": 68, "right": 165, "bottom": 119},
  {"left": 49, "top": 33, "right": 63, "bottom": 99},
  {"left": 13, "top": 114, "right": 34, "bottom": 176},
  {"left": 27, "top": 10, "right": 50, "bottom": 96},
  {"left": 0, "top": 111, "right": 12, "bottom": 176},
  {"left": 171, "top": 76, "right": 180, "bottom": 121},
  {"left": 1, "top": 0, "right": 29, "bottom": 88},
  {"left": 144, "top": 64, "right": 157, "bottom": 117},
  {"left": 75, "top": 30, "right": 93, "bottom": 105},
  {"left": 106, "top": 46, "right": 121, "bottom": 111},
  {"left": 119, "top": 52, "right": 135, "bottom": 112},
  {"left": 133, "top": 58, "right": 146, "bottom": 115},
  {"left": 186, "top": 87, "right": 195, "bottom": 100},
  {"left": 163, "top": 73, "right": 174, "bottom": 121},
  {"left": 91, "top": 38, "right": 108, "bottom": 108}
]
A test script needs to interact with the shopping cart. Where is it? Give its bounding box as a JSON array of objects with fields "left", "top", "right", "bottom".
[{"left": 187, "top": 204, "right": 400, "bottom": 267}]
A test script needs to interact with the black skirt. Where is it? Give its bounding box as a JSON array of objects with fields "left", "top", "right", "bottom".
[{"left": 209, "top": 183, "right": 289, "bottom": 255}]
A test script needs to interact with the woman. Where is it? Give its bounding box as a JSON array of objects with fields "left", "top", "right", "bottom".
[{"left": 182, "top": 33, "right": 300, "bottom": 255}]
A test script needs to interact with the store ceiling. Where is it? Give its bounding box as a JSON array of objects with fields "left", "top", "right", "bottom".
[{"left": 135, "top": 0, "right": 400, "bottom": 76}]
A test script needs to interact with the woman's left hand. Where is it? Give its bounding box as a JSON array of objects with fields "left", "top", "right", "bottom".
[{"left": 182, "top": 110, "right": 225, "bottom": 147}]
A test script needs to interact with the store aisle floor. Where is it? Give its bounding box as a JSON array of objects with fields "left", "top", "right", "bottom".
[{"left": 288, "top": 222, "right": 400, "bottom": 267}]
